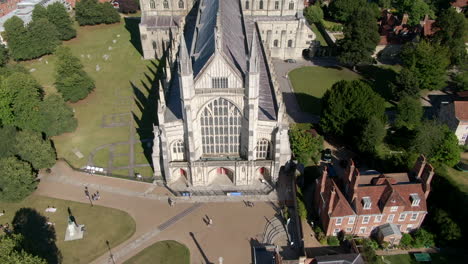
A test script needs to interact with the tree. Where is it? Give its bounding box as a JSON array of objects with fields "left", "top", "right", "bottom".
[
  {"left": 376, "top": 0, "right": 392, "bottom": 9},
  {"left": 46, "top": 3, "right": 76, "bottom": 40},
  {"left": 0, "top": 73, "right": 43, "bottom": 131},
  {"left": 0, "top": 126, "right": 17, "bottom": 158},
  {"left": 394, "top": 96, "right": 423, "bottom": 130},
  {"left": 15, "top": 130, "right": 56, "bottom": 170},
  {"left": 0, "top": 44, "right": 9, "bottom": 66},
  {"left": 27, "top": 18, "right": 60, "bottom": 58},
  {"left": 433, "top": 209, "right": 462, "bottom": 242},
  {"left": 54, "top": 46, "right": 95, "bottom": 102},
  {"left": 399, "top": 233, "right": 414, "bottom": 249},
  {"left": 304, "top": 2, "right": 324, "bottom": 24},
  {"left": 453, "top": 70, "right": 468, "bottom": 91},
  {"left": 411, "top": 120, "right": 460, "bottom": 167},
  {"left": 0, "top": 234, "right": 47, "bottom": 264},
  {"left": 0, "top": 157, "right": 37, "bottom": 202},
  {"left": 412, "top": 228, "right": 435, "bottom": 248},
  {"left": 329, "top": 0, "right": 366, "bottom": 22},
  {"left": 320, "top": 80, "right": 386, "bottom": 136},
  {"left": 395, "top": 0, "right": 434, "bottom": 26},
  {"left": 355, "top": 116, "right": 386, "bottom": 154},
  {"left": 392, "top": 68, "right": 421, "bottom": 99},
  {"left": 400, "top": 41, "right": 450, "bottom": 90},
  {"left": 38, "top": 95, "right": 77, "bottom": 137},
  {"left": 338, "top": 7, "right": 380, "bottom": 67},
  {"left": 327, "top": 236, "right": 340, "bottom": 246},
  {"left": 434, "top": 8, "right": 468, "bottom": 66},
  {"left": 100, "top": 2, "right": 121, "bottom": 24},
  {"left": 289, "top": 124, "right": 323, "bottom": 164},
  {"left": 31, "top": 4, "right": 48, "bottom": 22},
  {"left": 3, "top": 16, "right": 31, "bottom": 61},
  {"left": 119, "top": 0, "right": 139, "bottom": 14}
]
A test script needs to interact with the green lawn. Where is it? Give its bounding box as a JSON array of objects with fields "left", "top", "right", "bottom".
[
  {"left": 383, "top": 253, "right": 464, "bottom": 264},
  {"left": 0, "top": 195, "right": 136, "bottom": 264},
  {"left": 310, "top": 23, "right": 328, "bottom": 47},
  {"left": 19, "top": 19, "right": 157, "bottom": 170},
  {"left": 123, "top": 240, "right": 190, "bottom": 264},
  {"left": 444, "top": 166, "right": 468, "bottom": 194},
  {"left": 288, "top": 66, "right": 360, "bottom": 114}
]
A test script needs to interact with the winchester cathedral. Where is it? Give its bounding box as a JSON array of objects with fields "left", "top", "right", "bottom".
[{"left": 139, "top": 0, "right": 315, "bottom": 191}]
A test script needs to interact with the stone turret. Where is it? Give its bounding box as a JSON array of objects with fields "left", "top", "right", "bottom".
[{"left": 247, "top": 30, "right": 260, "bottom": 160}]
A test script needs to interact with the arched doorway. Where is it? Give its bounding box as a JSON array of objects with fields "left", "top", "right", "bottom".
[
  {"left": 208, "top": 167, "right": 234, "bottom": 185},
  {"left": 257, "top": 167, "right": 272, "bottom": 184},
  {"left": 172, "top": 168, "right": 188, "bottom": 182}
]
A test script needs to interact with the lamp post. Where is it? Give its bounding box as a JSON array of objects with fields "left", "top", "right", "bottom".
[{"left": 106, "top": 240, "right": 115, "bottom": 264}]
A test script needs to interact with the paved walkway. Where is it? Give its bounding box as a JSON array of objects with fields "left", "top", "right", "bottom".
[{"left": 36, "top": 162, "right": 279, "bottom": 264}]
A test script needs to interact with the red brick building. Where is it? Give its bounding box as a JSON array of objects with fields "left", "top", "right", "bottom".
[
  {"left": 0, "top": 0, "right": 21, "bottom": 17},
  {"left": 314, "top": 155, "right": 434, "bottom": 237}
]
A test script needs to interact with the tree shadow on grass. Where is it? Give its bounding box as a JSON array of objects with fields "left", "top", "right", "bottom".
[
  {"left": 131, "top": 60, "right": 166, "bottom": 167},
  {"left": 289, "top": 92, "right": 322, "bottom": 115},
  {"left": 124, "top": 17, "right": 143, "bottom": 57},
  {"left": 357, "top": 65, "right": 398, "bottom": 104},
  {"left": 12, "top": 208, "right": 62, "bottom": 264}
]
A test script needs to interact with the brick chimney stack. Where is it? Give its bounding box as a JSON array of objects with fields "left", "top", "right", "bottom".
[
  {"left": 346, "top": 159, "right": 355, "bottom": 183},
  {"left": 320, "top": 165, "right": 328, "bottom": 194},
  {"left": 421, "top": 163, "right": 435, "bottom": 198},
  {"left": 412, "top": 155, "right": 427, "bottom": 180},
  {"left": 328, "top": 187, "right": 336, "bottom": 215}
]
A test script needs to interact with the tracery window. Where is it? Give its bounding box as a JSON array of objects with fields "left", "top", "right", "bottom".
[
  {"left": 289, "top": 1, "right": 294, "bottom": 10},
  {"left": 256, "top": 139, "right": 271, "bottom": 159},
  {"left": 287, "top": 39, "right": 293, "bottom": 47},
  {"left": 212, "top": 77, "right": 228, "bottom": 88},
  {"left": 163, "top": 0, "right": 169, "bottom": 9},
  {"left": 149, "top": 0, "right": 155, "bottom": 9},
  {"left": 259, "top": 0, "right": 264, "bottom": 9},
  {"left": 178, "top": 0, "right": 184, "bottom": 8},
  {"left": 172, "top": 140, "right": 185, "bottom": 161},
  {"left": 200, "top": 98, "right": 242, "bottom": 155}
]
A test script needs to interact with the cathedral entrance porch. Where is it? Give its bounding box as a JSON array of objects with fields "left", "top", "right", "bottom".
[{"left": 208, "top": 167, "right": 235, "bottom": 185}]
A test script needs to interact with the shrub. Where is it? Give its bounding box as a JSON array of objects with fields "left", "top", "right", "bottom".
[
  {"left": 327, "top": 236, "right": 340, "bottom": 246},
  {"left": 399, "top": 233, "right": 414, "bottom": 249}
]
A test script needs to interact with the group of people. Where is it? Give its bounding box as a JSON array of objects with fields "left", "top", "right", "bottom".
[
  {"left": 84, "top": 186, "right": 101, "bottom": 201},
  {"left": 245, "top": 201, "right": 255, "bottom": 207},
  {"left": 0, "top": 223, "right": 11, "bottom": 234}
]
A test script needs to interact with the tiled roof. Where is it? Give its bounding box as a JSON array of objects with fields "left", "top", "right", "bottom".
[
  {"left": 451, "top": 0, "right": 467, "bottom": 8},
  {"left": 454, "top": 101, "right": 468, "bottom": 121},
  {"left": 324, "top": 177, "right": 355, "bottom": 217}
]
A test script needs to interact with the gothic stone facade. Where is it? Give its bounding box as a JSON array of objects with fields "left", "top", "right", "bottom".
[
  {"left": 144, "top": 0, "right": 292, "bottom": 189},
  {"left": 139, "top": 0, "right": 315, "bottom": 60},
  {"left": 314, "top": 155, "right": 434, "bottom": 237}
]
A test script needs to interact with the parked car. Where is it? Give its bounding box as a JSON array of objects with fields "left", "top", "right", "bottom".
[
  {"left": 285, "top": 59, "right": 296, "bottom": 63},
  {"left": 322, "top": 148, "right": 332, "bottom": 163}
]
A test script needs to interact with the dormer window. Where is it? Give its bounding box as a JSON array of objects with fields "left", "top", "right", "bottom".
[
  {"left": 362, "top": 197, "right": 371, "bottom": 209},
  {"left": 410, "top": 193, "right": 421, "bottom": 206}
]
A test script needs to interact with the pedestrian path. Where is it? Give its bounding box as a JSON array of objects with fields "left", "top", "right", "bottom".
[{"left": 100, "top": 203, "right": 203, "bottom": 264}]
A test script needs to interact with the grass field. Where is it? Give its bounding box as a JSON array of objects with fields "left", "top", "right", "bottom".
[
  {"left": 19, "top": 18, "right": 157, "bottom": 174},
  {"left": 0, "top": 195, "right": 136, "bottom": 264},
  {"left": 383, "top": 253, "right": 463, "bottom": 264},
  {"left": 444, "top": 166, "right": 468, "bottom": 194},
  {"left": 310, "top": 23, "right": 328, "bottom": 47},
  {"left": 123, "top": 240, "right": 190, "bottom": 264},
  {"left": 288, "top": 66, "right": 360, "bottom": 114}
]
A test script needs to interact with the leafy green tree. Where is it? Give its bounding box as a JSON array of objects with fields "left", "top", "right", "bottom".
[
  {"left": 296, "top": 196, "right": 307, "bottom": 219},
  {"left": 327, "top": 236, "right": 340, "bottom": 246},
  {"left": 31, "top": 4, "right": 48, "bottom": 22},
  {"left": 395, "top": 0, "right": 434, "bottom": 26},
  {"left": 338, "top": 7, "right": 380, "bottom": 67},
  {"left": 320, "top": 80, "right": 386, "bottom": 136},
  {"left": 453, "top": 70, "right": 468, "bottom": 91},
  {"left": 0, "top": 234, "right": 47, "bottom": 264},
  {"left": 54, "top": 46, "right": 95, "bottom": 102},
  {"left": 392, "top": 68, "right": 421, "bottom": 99},
  {"left": 0, "top": 126, "right": 17, "bottom": 158},
  {"left": 394, "top": 96, "right": 423, "bottom": 130},
  {"left": 0, "top": 73, "right": 42, "bottom": 131},
  {"left": 15, "top": 130, "right": 56, "bottom": 170},
  {"left": 0, "top": 156, "right": 37, "bottom": 202},
  {"left": 400, "top": 41, "right": 450, "bottom": 90},
  {"left": 3, "top": 16, "right": 31, "bottom": 61},
  {"left": 46, "top": 3, "right": 76, "bottom": 40},
  {"left": 433, "top": 209, "right": 462, "bottom": 242},
  {"left": 289, "top": 124, "right": 323, "bottom": 164},
  {"left": 0, "top": 44, "right": 9, "bottom": 66},
  {"left": 28, "top": 18, "right": 60, "bottom": 58},
  {"left": 304, "top": 2, "right": 324, "bottom": 24},
  {"left": 433, "top": 8, "right": 468, "bottom": 66},
  {"left": 38, "top": 95, "right": 77, "bottom": 137},
  {"left": 100, "top": 2, "right": 121, "bottom": 24},
  {"left": 329, "top": 0, "right": 366, "bottom": 22},
  {"left": 399, "top": 233, "right": 414, "bottom": 249},
  {"left": 355, "top": 116, "right": 386, "bottom": 154},
  {"left": 411, "top": 120, "right": 460, "bottom": 167},
  {"left": 376, "top": 0, "right": 392, "bottom": 9},
  {"left": 412, "top": 228, "right": 435, "bottom": 248}
]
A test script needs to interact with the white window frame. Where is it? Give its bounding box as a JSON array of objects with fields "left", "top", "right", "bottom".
[
  {"left": 346, "top": 227, "right": 352, "bottom": 233},
  {"left": 333, "top": 228, "right": 340, "bottom": 235},
  {"left": 411, "top": 213, "right": 418, "bottom": 221},
  {"left": 362, "top": 216, "right": 370, "bottom": 224},
  {"left": 411, "top": 193, "right": 421, "bottom": 206},
  {"left": 348, "top": 216, "right": 355, "bottom": 225},
  {"left": 359, "top": 227, "right": 366, "bottom": 234},
  {"left": 336, "top": 217, "right": 343, "bottom": 226},
  {"left": 362, "top": 197, "right": 371, "bottom": 209},
  {"left": 255, "top": 139, "right": 271, "bottom": 159},
  {"left": 398, "top": 213, "right": 407, "bottom": 222},
  {"left": 171, "top": 140, "right": 185, "bottom": 161},
  {"left": 387, "top": 214, "right": 395, "bottom": 222},
  {"left": 375, "top": 215, "right": 382, "bottom": 223},
  {"left": 390, "top": 206, "right": 398, "bottom": 212},
  {"left": 406, "top": 224, "right": 413, "bottom": 232}
]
